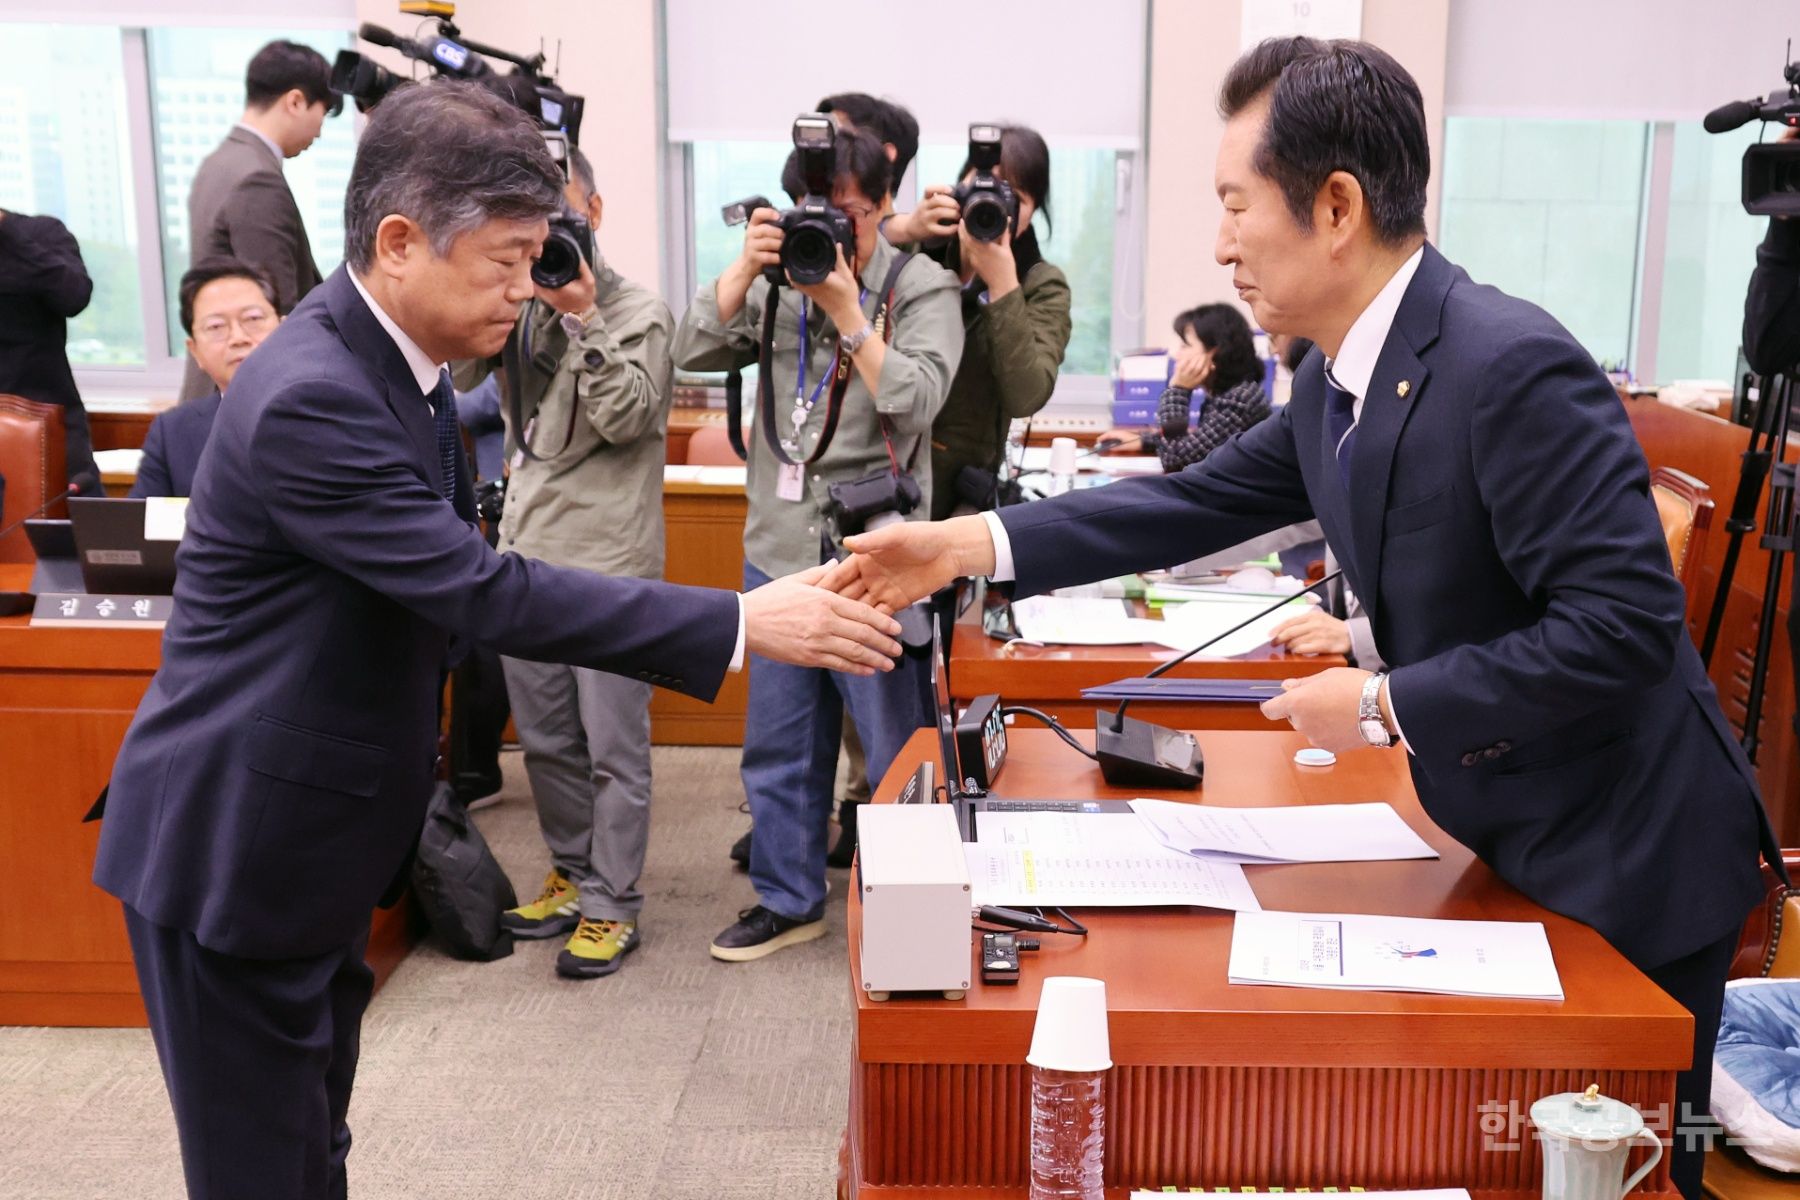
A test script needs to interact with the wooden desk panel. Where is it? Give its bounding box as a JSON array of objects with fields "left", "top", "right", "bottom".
[
  {"left": 950, "top": 622, "right": 1344, "bottom": 732},
  {"left": 651, "top": 480, "right": 749, "bottom": 745},
  {"left": 0, "top": 566, "right": 419, "bottom": 1027},
  {"left": 844, "top": 729, "right": 1685, "bottom": 1198}
]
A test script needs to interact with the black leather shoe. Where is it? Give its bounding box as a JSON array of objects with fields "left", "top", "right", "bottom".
[{"left": 709, "top": 905, "right": 825, "bottom": 962}]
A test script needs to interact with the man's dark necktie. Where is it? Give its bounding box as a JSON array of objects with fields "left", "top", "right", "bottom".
[
  {"left": 1325, "top": 372, "right": 1357, "bottom": 492},
  {"left": 431, "top": 369, "right": 459, "bottom": 501}
]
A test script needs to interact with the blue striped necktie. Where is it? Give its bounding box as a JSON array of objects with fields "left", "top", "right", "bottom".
[
  {"left": 431, "top": 368, "right": 459, "bottom": 501},
  {"left": 1325, "top": 370, "right": 1357, "bottom": 492}
]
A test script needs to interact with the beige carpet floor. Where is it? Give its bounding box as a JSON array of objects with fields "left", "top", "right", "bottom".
[{"left": 0, "top": 746, "right": 856, "bottom": 1199}]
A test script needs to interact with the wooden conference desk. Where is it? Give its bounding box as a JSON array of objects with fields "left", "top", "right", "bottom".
[
  {"left": 950, "top": 620, "right": 1346, "bottom": 732},
  {"left": 842, "top": 728, "right": 1689, "bottom": 1199},
  {"left": 0, "top": 564, "right": 419, "bottom": 1027}
]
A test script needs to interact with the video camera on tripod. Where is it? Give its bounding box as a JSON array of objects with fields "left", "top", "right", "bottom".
[
  {"left": 333, "top": 4, "right": 593, "bottom": 289},
  {"left": 1704, "top": 44, "right": 1800, "bottom": 218}
]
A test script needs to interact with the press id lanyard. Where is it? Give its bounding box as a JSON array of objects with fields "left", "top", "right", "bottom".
[
  {"left": 787, "top": 299, "right": 833, "bottom": 451},
  {"left": 786, "top": 291, "right": 867, "bottom": 452}
]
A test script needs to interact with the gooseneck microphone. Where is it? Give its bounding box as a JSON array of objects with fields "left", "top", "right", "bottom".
[
  {"left": 1092, "top": 568, "right": 1343, "bottom": 790},
  {"left": 0, "top": 470, "right": 101, "bottom": 542}
]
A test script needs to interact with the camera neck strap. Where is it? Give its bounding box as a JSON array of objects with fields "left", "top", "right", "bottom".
[
  {"left": 871, "top": 251, "right": 922, "bottom": 477},
  {"left": 504, "top": 266, "right": 622, "bottom": 464},
  {"left": 754, "top": 283, "right": 852, "bottom": 468}
]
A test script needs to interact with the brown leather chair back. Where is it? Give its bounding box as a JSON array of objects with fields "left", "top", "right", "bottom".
[
  {"left": 0, "top": 395, "right": 68, "bottom": 563},
  {"left": 1649, "top": 466, "right": 1713, "bottom": 634},
  {"left": 684, "top": 424, "right": 744, "bottom": 466}
]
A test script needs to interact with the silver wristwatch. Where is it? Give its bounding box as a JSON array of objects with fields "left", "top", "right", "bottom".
[
  {"left": 1358, "top": 672, "right": 1395, "bottom": 748},
  {"left": 838, "top": 321, "right": 875, "bottom": 354}
]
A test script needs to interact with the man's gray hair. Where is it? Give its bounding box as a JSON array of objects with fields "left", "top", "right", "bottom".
[
  {"left": 568, "top": 144, "right": 596, "bottom": 201},
  {"left": 343, "top": 81, "right": 563, "bottom": 272}
]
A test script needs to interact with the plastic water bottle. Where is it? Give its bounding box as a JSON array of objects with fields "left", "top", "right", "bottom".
[
  {"left": 1026, "top": 977, "right": 1110, "bottom": 1200},
  {"left": 1029, "top": 1065, "right": 1105, "bottom": 1199}
]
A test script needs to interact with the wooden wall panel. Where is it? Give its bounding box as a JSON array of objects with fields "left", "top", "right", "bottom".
[{"left": 853, "top": 1062, "right": 1674, "bottom": 1195}]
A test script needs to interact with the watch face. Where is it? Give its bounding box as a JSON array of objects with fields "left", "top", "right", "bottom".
[{"left": 1359, "top": 718, "right": 1391, "bottom": 747}]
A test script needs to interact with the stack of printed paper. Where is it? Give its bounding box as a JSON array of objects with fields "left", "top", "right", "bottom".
[
  {"left": 1227, "top": 911, "right": 1563, "bottom": 1000},
  {"left": 1130, "top": 800, "right": 1438, "bottom": 864}
]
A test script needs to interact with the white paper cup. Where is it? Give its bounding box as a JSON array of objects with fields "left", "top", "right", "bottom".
[
  {"left": 1048, "top": 436, "right": 1079, "bottom": 476},
  {"left": 1027, "top": 976, "right": 1112, "bottom": 1072}
]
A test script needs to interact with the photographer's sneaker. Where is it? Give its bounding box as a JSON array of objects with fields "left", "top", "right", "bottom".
[
  {"left": 709, "top": 905, "right": 825, "bottom": 962},
  {"left": 556, "top": 918, "right": 640, "bottom": 979},
  {"left": 500, "top": 869, "right": 580, "bottom": 939}
]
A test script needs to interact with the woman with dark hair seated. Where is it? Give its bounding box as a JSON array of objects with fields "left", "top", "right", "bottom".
[{"left": 1099, "top": 303, "right": 1270, "bottom": 473}]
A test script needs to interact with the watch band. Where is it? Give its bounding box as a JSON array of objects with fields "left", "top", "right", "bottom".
[
  {"left": 1359, "top": 671, "right": 1394, "bottom": 748},
  {"left": 839, "top": 321, "right": 875, "bottom": 354},
  {"left": 559, "top": 306, "right": 597, "bottom": 338}
]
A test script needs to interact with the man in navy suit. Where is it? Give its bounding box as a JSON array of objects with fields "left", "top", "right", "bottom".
[
  {"left": 95, "top": 82, "right": 903, "bottom": 1200},
  {"left": 834, "top": 39, "right": 1778, "bottom": 1200},
  {"left": 131, "top": 259, "right": 281, "bottom": 499}
]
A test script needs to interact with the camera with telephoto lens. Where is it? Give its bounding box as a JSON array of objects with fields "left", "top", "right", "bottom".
[
  {"left": 1706, "top": 54, "right": 1800, "bottom": 217},
  {"left": 531, "top": 129, "right": 594, "bottom": 290},
  {"left": 825, "top": 471, "right": 921, "bottom": 540},
  {"left": 769, "top": 115, "right": 856, "bottom": 286},
  {"left": 951, "top": 124, "right": 1018, "bottom": 243}
]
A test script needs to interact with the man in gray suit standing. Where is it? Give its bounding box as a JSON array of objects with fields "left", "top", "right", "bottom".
[{"left": 181, "top": 40, "right": 333, "bottom": 400}]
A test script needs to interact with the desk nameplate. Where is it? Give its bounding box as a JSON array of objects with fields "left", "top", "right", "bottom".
[{"left": 30, "top": 593, "right": 171, "bottom": 628}]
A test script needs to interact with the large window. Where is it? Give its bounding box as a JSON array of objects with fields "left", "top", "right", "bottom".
[
  {"left": 1656, "top": 122, "right": 1768, "bottom": 383},
  {"left": 0, "top": 16, "right": 354, "bottom": 391},
  {"left": 0, "top": 24, "right": 144, "bottom": 366},
  {"left": 911, "top": 144, "right": 1119, "bottom": 379},
  {"left": 1439, "top": 117, "right": 1651, "bottom": 373},
  {"left": 147, "top": 27, "right": 354, "bottom": 357}
]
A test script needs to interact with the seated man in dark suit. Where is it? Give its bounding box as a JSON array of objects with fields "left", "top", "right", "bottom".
[
  {"left": 834, "top": 38, "right": 1781, "bottom": 1200},
  {"left": 131, "top": 259, "right": 280, "bottom": 498},
  {"left": 94, "top": 81, "right": 904, "bottom": 1200}
]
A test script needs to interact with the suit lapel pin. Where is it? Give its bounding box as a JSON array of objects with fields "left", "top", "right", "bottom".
[{"left": 1397, "top": 380, "right": 1412, "bottom": 398}]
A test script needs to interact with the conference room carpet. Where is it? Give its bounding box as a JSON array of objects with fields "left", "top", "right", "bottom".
[{"left": 0, "top": 746, "right": 856, "bottom": 1198}]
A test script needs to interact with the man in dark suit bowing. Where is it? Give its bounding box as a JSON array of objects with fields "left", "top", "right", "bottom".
[
  {"left": 95, "top": 82, "right": 902, "bottom": 1200},
  {"left": 131, "top": 259, "right": 281, "bottom": 499},
  {"left": 831, "top": 38, "right": 1778, "bottom": 1200}
]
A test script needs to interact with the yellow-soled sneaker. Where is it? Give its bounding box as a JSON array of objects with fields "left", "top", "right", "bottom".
[
  {"left": 556, "top": 918, "right": 640, "bottom": 979},
  {"left": 500, "top": 870, "right": 580, "bottom": 939}
]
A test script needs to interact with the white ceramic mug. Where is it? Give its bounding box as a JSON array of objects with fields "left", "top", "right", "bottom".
[{"left": 1539, "top": 1125, "right": 1663, "bottom": 1200}]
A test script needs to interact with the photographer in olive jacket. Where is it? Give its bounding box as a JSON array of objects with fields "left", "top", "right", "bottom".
[
  {"left": 673, "top": 122, "right": 963, "bottom": 962},
  {"left": 454, "top": 143, "right": 673, "bottom": 981},
  {"left": 885, "top": 125, "right": 1072, "bottom": 521}
]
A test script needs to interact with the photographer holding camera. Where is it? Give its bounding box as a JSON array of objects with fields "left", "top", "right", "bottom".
[
  {"left": 885, "top": 125, "right": 1073, "bottom": 521},
  {"left": 674, "top": 120, "right": 963, "bottom": 962},
  {"left": 452, "top": 143, "right": 676, "bottom": 981}
]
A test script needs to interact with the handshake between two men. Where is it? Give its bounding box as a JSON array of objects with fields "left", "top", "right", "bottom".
[{"left": 797, "top": 515, "right": 1383, "bottom": 755}]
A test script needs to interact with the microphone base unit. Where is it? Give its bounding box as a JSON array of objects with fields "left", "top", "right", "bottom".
[{"left": 1094, "top": 711, "right": 1203, "bottom": 790}]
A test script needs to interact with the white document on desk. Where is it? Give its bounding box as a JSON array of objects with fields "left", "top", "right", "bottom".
[
  {"left": 1130, "top": 799, "right": 1438, "bottom": 864},
  {"left": 1228, "top": 911, "right": 1563, "bottom": 1000},
  {"left": 964, "top": 841, "right": 1262, "bottom": 912},
  {"left": 1009, "top": 595, "right": 1165, "bottom": 645},
  {"left": 1143, "top": 597, "right": 1311, "bottom": 657}
]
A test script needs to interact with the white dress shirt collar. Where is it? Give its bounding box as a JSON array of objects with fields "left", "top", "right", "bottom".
[
  {"left": 348, "top": 270, "right": 446, "bottom": 397},
  {"left": 1323, "top": 245, "right": 1425, "bottom": 402},
  {"left": 235, "top": 122, "right": 285, "bottom": 168}
]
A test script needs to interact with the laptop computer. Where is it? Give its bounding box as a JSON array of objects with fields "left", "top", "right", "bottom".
[
  {"left": 927, "top": 622, "right": 1130, "bottom": 842},
  {"left": 68, "top": 498, "right": 179, "bottom": 595}
]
